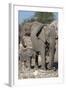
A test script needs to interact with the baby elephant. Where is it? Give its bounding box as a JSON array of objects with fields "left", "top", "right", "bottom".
[{"left": 19, "top": 45, "right": 36, "bottom": 71}]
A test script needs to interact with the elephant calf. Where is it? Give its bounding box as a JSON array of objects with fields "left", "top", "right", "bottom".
[{"left": 19, "top": 44, "right": 36, "bottom": 71}]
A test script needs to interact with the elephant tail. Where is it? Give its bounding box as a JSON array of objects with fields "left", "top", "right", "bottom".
[{"left": 36, "top": 25, "right": 44, "bottom": 37}]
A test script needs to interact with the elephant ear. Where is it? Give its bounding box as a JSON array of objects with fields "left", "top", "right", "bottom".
[
  {"left": 36, "top": 25, "right": 44, "bottom": 37},
  {"left": 31, "top": 21, "right": 44, "bottom": 37}
]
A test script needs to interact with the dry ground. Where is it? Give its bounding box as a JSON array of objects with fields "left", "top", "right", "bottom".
[
  {"left": 18, "top": 61, "right": 58, "bottom": 79},
  {"left": 18, "top": 36, "right": 58, "bottom": 79}
]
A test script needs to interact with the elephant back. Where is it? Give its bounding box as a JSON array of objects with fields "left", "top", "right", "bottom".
[
  {"left": 38, "top": 24, "right": 50, "bottom": 43},
  {"left": 31, "top": 21, "right": 44, "bottom": 51}
]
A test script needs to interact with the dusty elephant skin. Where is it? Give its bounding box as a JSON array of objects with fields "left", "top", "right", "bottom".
[
  {"left": 30, "top": 21, "right": 58, "bottom": 70},
  {"left": 18, "top": 21, "right": 58, "bottom": 79}
]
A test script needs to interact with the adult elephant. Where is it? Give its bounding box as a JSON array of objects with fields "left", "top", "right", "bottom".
[
  {"left": 44, "top": 21, "right": 58, "bottom": 70},
  {"left": 31, "top": 21, "right": 58, "bottom": 70}
]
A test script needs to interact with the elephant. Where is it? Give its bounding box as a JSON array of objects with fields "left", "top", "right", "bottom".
[
  {"left": 31, "top": 21, "right": 58, "bottom": 70},
  {"left": 19, "top": 24, "right": 27, "bottom": 48},
  {"left": 19, "top": 21, "right": 58, "bottom": 70}
]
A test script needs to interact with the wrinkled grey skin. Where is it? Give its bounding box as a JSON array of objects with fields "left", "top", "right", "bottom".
[
  {"left": 31, "top": 22, "right": 45, "bottom": 69},
  {"left": 31, "top": 21, "right": 58, "bottom": 70}
]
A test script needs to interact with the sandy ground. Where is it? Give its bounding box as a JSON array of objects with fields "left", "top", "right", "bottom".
[
  {"left": 18, "top": 61, "right": 58, "bottom": 79},
  {"left": 18, "top": 36, "right": 58, "bottom": 79}
]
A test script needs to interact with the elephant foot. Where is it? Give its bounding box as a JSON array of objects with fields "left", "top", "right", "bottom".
[
  {"left": 47, "top": 66, "right": 57, "bottom": 71},
  {"left": 47, "top": 66, "right": 57, "bottom": 70},
  {"left": 31, "top": 66, "right": 35, "bottom": 69},
  {"left": 47, "top": 67, "right": 52, "bottom": 70},
  {"left": 41, "top": 65, "right": 46, "bottom": 70},
  {"left": 47, "top": 63, "right": 53, "bottom": 70},
  {"left": 38, "top": 65, "right": 42, "bottom": 68},
  {"left": 53, "top": 62, "right": 58, "bottom": 71},
  {"left": 35, "top": 65, "right": 38, "bottom": 69},
  {"left": 35, "top": 65, "right": 42, "bottom": 69},
  {"left": 53, "top": 67, "right": 57, "bottom": 71}
]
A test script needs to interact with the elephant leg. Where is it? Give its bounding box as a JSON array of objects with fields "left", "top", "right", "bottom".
[
  {"left": 40, "top": 46, "right": 45, "bottom": 70},
  {"left": 35, "top": 52, "right": 39, "bottom": 68},
  {"left": 47, "top": 41, "right": 55, "bottom": 70},
  {"left": 26, "top": 57, "right": 31, "bottom": 70},
  {"left": 30, "top": 52, "right": 36, "bottom": 69},
  {"left": 30, "top": 57, "right": 35, "bottom": 69}
]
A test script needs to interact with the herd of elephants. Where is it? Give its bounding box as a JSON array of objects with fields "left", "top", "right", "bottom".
[{"left": 19, "top": 21, "right": 58, "bottom": 71}]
